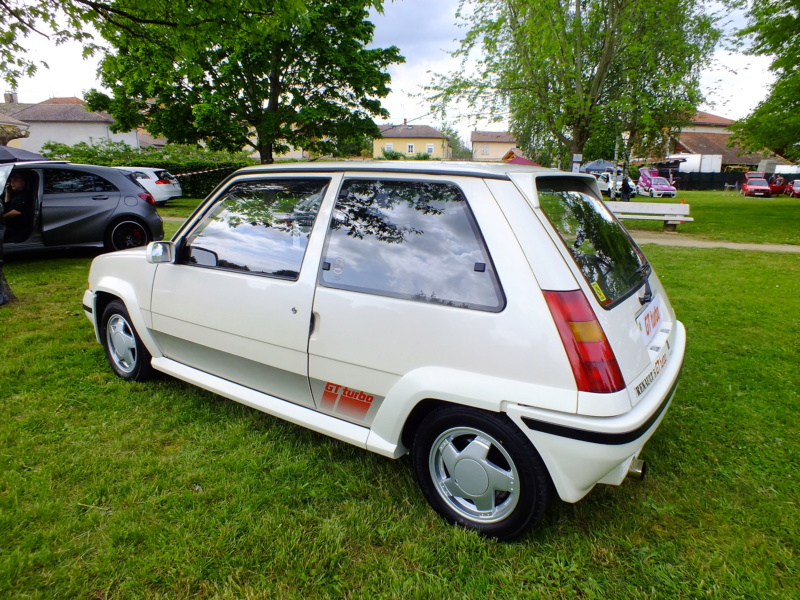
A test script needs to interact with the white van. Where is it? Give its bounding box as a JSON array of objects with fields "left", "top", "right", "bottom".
[{"left": 83, "top": 162, "right": 685, "bottom": 540}]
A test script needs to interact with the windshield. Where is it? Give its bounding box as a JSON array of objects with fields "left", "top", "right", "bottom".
[
  {"left": 536, "top": 177, "right": 649, "bottom": 308},
  {"left": 750, "top": 179, "right": 768, "bottom": 186},
  {"left": 651, "top": 177, "right": 671, "bottom": 186}
]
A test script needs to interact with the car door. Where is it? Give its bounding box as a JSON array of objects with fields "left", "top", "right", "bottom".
[
  {"left": 149, "top": 174, "right": 337, "bottom": 408},
  {"left": 308, "top": 175, "right": 511, "bottom": 425},
  {"left": 40, "top": 167, "right": 121, "bottom": 246}
]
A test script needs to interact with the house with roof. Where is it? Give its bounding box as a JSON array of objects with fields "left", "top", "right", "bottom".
[
  {"left": 373, "top": 121, "right": 452, "bottom": 159},
  {"left": 671, "top": 111, "right": 792, "bottom": 172},
  {"left": 2, "top": 96, "right": 140, "bottom": 152},
  {"left": 471, "top": 131, "right": 517, "bottom": 162}
]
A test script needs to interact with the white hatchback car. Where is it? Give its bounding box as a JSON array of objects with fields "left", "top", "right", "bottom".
[
  {"left": 83, "top": 162, "right": 685, "bottom": 540},
  {"left": 113, "top": 166, "right": 182, "bottom": 205}
]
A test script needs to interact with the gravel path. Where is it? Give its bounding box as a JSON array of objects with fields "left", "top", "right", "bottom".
[{"left": 630, "top": 232, "right": 800, "bottom": 253}]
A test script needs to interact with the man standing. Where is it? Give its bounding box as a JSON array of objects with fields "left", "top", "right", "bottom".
[{"left": 3, "top": 172, "right": 34, "bottom": 243}]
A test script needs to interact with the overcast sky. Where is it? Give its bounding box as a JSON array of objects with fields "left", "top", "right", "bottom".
[{"left": 7, "top": 0, "right": 774, "bottom": 145}]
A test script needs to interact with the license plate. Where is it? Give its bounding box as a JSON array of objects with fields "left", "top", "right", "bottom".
[{"left": 636, "top": 293, "right": 663, "bottom": 345}]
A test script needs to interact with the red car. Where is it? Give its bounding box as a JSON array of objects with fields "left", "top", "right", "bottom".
[
  {"left": 786, "top": 179, "right": 800, "bottom": 198},
  {"left": 741, "top": 178, "right": 772, "bottom": 197}
]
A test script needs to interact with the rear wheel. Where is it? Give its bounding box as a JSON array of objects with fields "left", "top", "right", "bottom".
[
  {"left": 105, "top": 219, "right": 149, "bottom": 251},
  {"left": 412, "top": 405, "right": 552, "bottom": 540},
  {"left": 100, "top": 300, "right": 154, "bottom": 381}
]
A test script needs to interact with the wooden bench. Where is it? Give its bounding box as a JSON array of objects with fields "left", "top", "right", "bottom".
[{"left": 604, "top": 201, "right": 693, "bottom": 232}]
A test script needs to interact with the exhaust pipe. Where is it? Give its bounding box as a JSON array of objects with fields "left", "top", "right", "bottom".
[{"left": 628, "top": 458, "right": 647, "bottom": 480}]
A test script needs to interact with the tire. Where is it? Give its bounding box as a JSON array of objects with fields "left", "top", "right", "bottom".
[
  {"left": 412, "top": 405, "right": 552, "bottom": 540},
  {"left": 649, "top": 188, "right": 655, "bottom": 198},
  {"left": 105, "top": 219, "right": 149, "bottom": 251},
  {"left": 100, "top": 299, "right": 154, "bottom": 381}
]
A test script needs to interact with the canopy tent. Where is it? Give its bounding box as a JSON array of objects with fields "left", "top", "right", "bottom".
[
  {"left": 581, "top": 159, "right": 617, "bottom": 173},
  {"left": 0, "top": 146, "right": 47, "bottom": 163}
]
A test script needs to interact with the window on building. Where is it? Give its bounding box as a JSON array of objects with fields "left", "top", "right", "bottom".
[
  {"left": 181, "top": 178, "right": 330, "bottom": 280},
  {"left": 385, "top": 143, "right": 393, "bottom": 152},
  {"left": 319, "top": 179, "right": 505, "bottom": 312},
  {"left": 426, "top": 144, "right": 435, "bottom": 154},
  {"left": 407, "top": 144, "right": 415, "bottom": 154},
  {"left": 482, "top": 144, "right": 489, "bottom": 155}
]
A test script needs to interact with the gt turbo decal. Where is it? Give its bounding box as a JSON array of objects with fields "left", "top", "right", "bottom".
[{"left": 321, "top": 382, "right": 375, "bottom": 419}]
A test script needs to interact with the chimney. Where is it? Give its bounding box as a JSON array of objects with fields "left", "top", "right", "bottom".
[
  {"left": 4, "top": 91, "right": 19, "bottom": 103},
  {"left": 403, "top": 118, "right": 407, "bottom": 127}
]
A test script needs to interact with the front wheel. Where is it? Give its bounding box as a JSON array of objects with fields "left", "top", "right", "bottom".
[
  {"left": 649, "top": 188, "right": 655, "bottom": 198},
  {"left": 100, "top": 299, "right": 154, "bottom": 381},
  {"left": 105, "top": 219, "right": 149, "bottom": 251},
  {"left": 412, "top": 406, "right": 552, "bottom": 540}
]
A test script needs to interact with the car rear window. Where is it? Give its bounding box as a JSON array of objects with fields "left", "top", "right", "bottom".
[{"left": 536, "top": 176, "right": 648, "bottom": 307}]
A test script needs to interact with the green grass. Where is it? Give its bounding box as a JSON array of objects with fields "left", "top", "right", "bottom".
[
  {"left": 1, "top": 198, "right": 798, "bottom": 598},
  {"left": 620, "top": 190, "right": 800, "bottom": 245}
]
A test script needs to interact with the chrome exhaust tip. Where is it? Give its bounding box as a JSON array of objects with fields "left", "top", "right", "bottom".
[{"left": 629, "top": 458, "right": 647, "bottom": 480}]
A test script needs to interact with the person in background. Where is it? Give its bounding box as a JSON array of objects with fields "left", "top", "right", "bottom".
[{"left": 3, "top": 172, "right": 34, "bottom": 243}]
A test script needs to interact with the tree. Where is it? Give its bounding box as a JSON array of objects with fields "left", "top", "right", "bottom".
[
  {"left": 438, "top": 125, "right": 472, "bottom": 159},
  {"left": 729, "top": 0, "right": 800, "bottom": 161},
  {"left": 431, "top": 0, "right": 720, "bottom": 165},
  {"left": 86, "top": 0, "right": 403, "bottom": 163}
]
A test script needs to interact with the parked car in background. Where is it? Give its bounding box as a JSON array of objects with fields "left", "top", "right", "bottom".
[
  {"left": 767, "top": 175, "right": 789, "bottom": 195},
  {"left": 114, "top": 167, "right": 182, "bottom": 205},
  {"left": 594, "top": 172, "right": 637, "bottom": 198},
  {"left": 636, "top": 167, "right": 676, "bottom": 198},
  {"left": 786, "top": 179, "right": 800, "bottom": 198},
  {"left": 83, "top": 161, "right": 686, "bottom": 540},
  {"left": 1, "top": 161, "right": 163, "bottom": 253},
  {"left": 741, "top": 178, "right": 772, "bottom": 197}
]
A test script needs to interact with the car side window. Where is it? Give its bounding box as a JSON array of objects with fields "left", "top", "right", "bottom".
[
  {"left": 44, "top": 169, "right": 118, "bottom": 194},
  {"left": 181, "top": 178, "right": 330, "bottom": 280},
  {"left": 319, "top": 179, "right": 504, "bottom": 311}
]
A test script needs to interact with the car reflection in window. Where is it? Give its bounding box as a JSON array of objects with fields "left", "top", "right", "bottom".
[
  {"left": 537, "top": 178, "right": 646, "bottom": 307},
  {"left": 320, "top": 180, "right": 505, "bottom": 312},
  {"left": 184, "top": 178, "right": 329, "bottom": 279}
]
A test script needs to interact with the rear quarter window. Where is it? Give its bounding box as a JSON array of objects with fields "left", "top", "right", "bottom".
[
  {"left": 536, "top": 176, "right": 647, "bottom": 307},
  {"left": 319, "top": 179, "right": 505, "bottom": 312}
]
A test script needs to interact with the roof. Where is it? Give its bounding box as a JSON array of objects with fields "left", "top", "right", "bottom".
[
  {"left": 10, "top": 98, "right": 115, "bottom": 123},
  {"left": 0, "top": 103, "right": 35, "bottom": 116},
  {"left": 378, "top": 124, "right": 447, "bottom": 139},
  {"left": 0, "top": 113, "right": 29, "bottom": 127},
  {"left": 676, "top": 132, "right": 792, "bottom": 166},
  {"left": 471, "top": 131, "right": 516, "bottom": 143},
  {"left": 691, "top": 111, "right": 734, "bottom": 127}
]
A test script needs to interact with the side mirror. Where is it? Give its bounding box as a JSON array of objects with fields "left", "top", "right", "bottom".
[{"left": 146, "top": 241, "right": 175, "bottom": 264}]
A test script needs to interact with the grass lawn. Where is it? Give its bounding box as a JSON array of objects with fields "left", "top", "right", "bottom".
[
  {"left": 1, "top": 193, "right": 798, "bottom": 598},
  {"left": 618, "top": 190, "right": 800, "bottom": 245}
]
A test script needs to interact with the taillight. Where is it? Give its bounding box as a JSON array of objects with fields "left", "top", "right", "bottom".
[
  {"left": 543, "top": 290, "right": 625, "bottom": 394},
  {"left": 138, "top": 192, "right": 156, "bottom": 206},
  {"left": 155, "top": 179, "right": 171, "bottom": 185}
]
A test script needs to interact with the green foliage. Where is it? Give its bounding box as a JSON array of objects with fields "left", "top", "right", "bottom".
[
  {"left": 410, "top": 152, "right": 432, "bottom": 160},
  {"left": 431, "top": 0, "right": 720, "bottom": 160},
  {"left": 382, "top": 149, "right": 406, "bottom": 160},
  {"left": 40, "top": 140, "right": 256, "bottom": 198},
  {"left": 437, "top": 124, "right": 472, "bottom": 159},
  {"left": 731, "top": 0, "right": 800, "bottom": 161},
  {"left": 86, "top": 0, "right": 403, "bottom": 164}
]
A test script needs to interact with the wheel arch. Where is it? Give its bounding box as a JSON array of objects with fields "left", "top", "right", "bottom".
[{"left": 91, "top": 279, "right": 162, "bottom": 361}]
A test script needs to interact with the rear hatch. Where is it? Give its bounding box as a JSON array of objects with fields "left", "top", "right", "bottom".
[{"left": 532, "top": 175, "right": 678, "bottom": 411}]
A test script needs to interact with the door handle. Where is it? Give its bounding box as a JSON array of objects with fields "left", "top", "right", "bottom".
[{"left": 91, "top": 195, "right": 109, "bottom": 200}]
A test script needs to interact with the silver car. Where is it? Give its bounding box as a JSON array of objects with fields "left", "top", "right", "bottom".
[{"left": 1, "top": 161, "right": 163, "bottom": 253}]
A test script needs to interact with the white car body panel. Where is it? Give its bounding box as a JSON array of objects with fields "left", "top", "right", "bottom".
[{"left": 83, "top": 161, "right": 687, "bottom": 508}]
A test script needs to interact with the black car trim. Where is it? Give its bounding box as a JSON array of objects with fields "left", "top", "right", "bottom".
[
  {"left": 82, "top": 303, "right": 93, "bottom": 314},
  {"left": 521, "top": 374, "right": 681, "bottom": 446}
]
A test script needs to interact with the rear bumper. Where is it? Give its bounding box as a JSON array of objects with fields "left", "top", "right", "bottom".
[{"left": 507, "top": 321, "right": 686, "bottom": 502}]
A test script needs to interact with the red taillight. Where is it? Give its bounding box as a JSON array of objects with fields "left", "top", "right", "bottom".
[
  {"left": 543, "top": 290, "right": 625, "bottom": 394},
  {"left": 138, "top": 192, "right": 156, "bottom": 206},
  {"left": 155, "top": 179, "right": 171, "bottom": 184}
]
